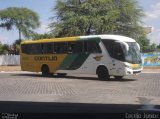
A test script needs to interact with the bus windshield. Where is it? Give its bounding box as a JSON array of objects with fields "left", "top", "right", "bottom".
[
  {"left": 124, "top": 42, "right": 142, "bottom": 64},
  {"left": 102, "top": 40, "right": 142, "bottom": 64}
]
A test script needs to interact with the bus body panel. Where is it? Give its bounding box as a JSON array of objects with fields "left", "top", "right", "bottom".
[
  {"left": 20, "top": 34, "right": 143, "bottom": 77},
  {"left": 21, "top": 54, "right": 67, "bottom": 73}
]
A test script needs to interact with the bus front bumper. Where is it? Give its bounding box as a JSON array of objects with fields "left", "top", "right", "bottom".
[{"left": 124, "top": 67, "right": 143, "bottom": 75}]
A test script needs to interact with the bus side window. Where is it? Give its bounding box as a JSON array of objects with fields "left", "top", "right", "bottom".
[
  {"left": 84, "top": 41, "right": 88, "bottom": 53},
  {"left": 85, "top": 40, "right": 101, "bottom": 53},
  {"left": 74, "top": 41, "right": 83, "bottom": 53},
  {"left": 21, "top": 44, "right": 30, "bottom": 54},
  {"left": 112, "top": 42, "right": 124, "bottom": 61},
  {"left": 54, "top": 42, "right": 67, "bottom": 54},
  {"left": 42, "top": 43, "right": 54, "bottom": 54},
  {"left": 30, "top": 44, "right": 42, "bottom": 54},
  {"left": 68, "top": 41, "right": 83, "bottom": 54},
  {"left": 103, "top": 40, "right": 124, "bottom": 61},
  {"left": 68, "top": 42, "right": 75, "bottom": 54}
]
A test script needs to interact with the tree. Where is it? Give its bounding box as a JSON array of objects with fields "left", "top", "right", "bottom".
[
  {"left": 137, "top": 36, "right": 150, "bottom": 52},
  {"left": 150, "top": 43, "right": 156, "bottom": 52},
  {"left": 32, "top": 33, "right": 53, "bottom": 40},
  {"left": 0, "top": 42, "right": 9, "bottom": 55},
  {"left": 0, "top": 7, "right": 40, "bottom": 41},
  {"left": 157, "top": 44, "right": 160, "bottom": 49},
  {"left": 137, "top": 36, "right": 157, "bottom": 53},
  {"left": 11, "top": 39, "right": 22, "bottom": 55},
  {"left": 49, "top": 0, "right": 145, "bottom": 41}
]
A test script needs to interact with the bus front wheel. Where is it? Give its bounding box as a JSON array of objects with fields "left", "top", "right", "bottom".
[
  {"left": 97, "top": 66, "right": 110, "bottom": 80},
  {"left": 41, "top": 65, "right": 51, "bottom": 77}
]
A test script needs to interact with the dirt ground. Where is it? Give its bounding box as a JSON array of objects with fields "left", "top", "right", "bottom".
[
  {"left": 0, "top": 66, "right": 21, "bottom": 72},
  {"left": 0, "top": 65, "right": 160, "bottom": 72},
  {"left": 142, "top": 66, "right": 160, "bottom": 72}
]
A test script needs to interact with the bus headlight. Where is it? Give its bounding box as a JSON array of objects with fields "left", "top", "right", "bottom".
[{"left": 124, "top": 64, "right": 131, "bottom": 69}]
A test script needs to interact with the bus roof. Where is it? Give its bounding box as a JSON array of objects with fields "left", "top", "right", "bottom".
[
  {"left": 80, "top": 35, "right": 136, "bottom": 42},
  {"left": 21, "top": 36, "right": 80, "bottom": 44},
  {"left": 21, "top": 34, "right": 136, "bottom": 44}
]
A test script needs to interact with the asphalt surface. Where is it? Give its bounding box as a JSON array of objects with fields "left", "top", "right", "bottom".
[{"left": 0, "top": 72, "right": 160, "bottom": 114}]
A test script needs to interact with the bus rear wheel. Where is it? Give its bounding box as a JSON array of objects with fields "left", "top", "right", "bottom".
[
  {"left": 97, "top": 66, "right": 110, "bottom": 80},
  {"left": 41, "top": 65, "right": 51, "bottom": 77}
]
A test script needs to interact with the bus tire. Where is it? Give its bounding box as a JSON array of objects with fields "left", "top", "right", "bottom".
[
  {"left": 41, "top": 65, "right": 50, "bottom": 77},
  {"left": 114, "top": 76, "right": 123, "bottom": 79},
  {"left": 97, "top": 66, "right": 110, "bottom": 80}
]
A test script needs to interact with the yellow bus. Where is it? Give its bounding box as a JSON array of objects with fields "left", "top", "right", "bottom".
[{"left": 20, "top": 35, "right": 143, "bottom": 80}]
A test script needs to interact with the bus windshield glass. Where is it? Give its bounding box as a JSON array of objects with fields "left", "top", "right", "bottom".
[
  {"left": 102, "top": 40, "right": 142, "bottom": 64},
  {"left": 124, "top": 42, "right": 142, "bottom": 64}
]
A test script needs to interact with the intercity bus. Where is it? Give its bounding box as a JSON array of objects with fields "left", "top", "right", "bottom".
[{"left": 20, "top": 35, "right": 143, "bottom": 80}]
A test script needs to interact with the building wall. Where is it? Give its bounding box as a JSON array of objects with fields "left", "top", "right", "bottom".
[{"left": 0, "top": 55, "right": 20, "bottom": 66}]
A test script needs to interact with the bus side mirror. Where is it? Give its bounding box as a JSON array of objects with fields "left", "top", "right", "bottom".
[
  {"left": 122, "top": 42, "right": 129, "bottom": 52},
  {"left": 114, "top": 41, "right": 129, "bottom": 52},
  {"left": 136, "top": 42, "right": 140, "bottom": 50}
]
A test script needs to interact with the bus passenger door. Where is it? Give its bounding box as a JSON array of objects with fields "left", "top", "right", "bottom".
[{"left": 79, "top": 39, "right": 102, "bottom": 74}]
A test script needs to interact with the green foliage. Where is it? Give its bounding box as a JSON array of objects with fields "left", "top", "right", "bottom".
[
  {"left": 157, "top": 44, "right": 160, "bottom": 49},
  {"left": 12, "top": 39, "right": 22, "bottom": 55},
  {"left": 32, "top": 33, "right": 54, "bottom": 40},
  {"left": 137, "top": 37, "right": 157, "bottom": 53},
  {"left": 13, "top": 39, "right": 21, "bottom": 46},
  {"left": 150, "top": 43, "right": 157, "bottom": 52},
  {"left": 49, "top": 0, "right": 154, "bottom": 53},
  {"left": 0, "top": 7, "right": 40, "bottom": 40},
  {"left": 137, "top": 36, "right": 149, "bottom": 52},
  {"left": 0, "top": 42, "right": 9, "bottom": 55},
  {"left": 50, "top": 0, "right": 144, "bottom": 40}
]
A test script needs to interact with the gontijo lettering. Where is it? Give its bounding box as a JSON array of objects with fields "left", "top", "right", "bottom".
[{"left": 34, "top": 56, "right": 57, "bottom": 61}]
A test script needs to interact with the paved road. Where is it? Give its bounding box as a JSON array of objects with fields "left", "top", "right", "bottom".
[{"left": 0, "top": 72, "right": 160, "bottom": 113}]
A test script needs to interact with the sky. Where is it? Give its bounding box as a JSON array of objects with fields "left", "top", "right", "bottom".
[{"left": 0, "top": 0, "right": 160, "bottom": 45}]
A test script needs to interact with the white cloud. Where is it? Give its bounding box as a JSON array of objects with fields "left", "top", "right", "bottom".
[
  {"left": 141, "top": 2, "right": 160, "bottom": 45},
  {"left": 36, "top": 24, "right": 50, "bottom": 34},
  {"left": 144, "top": 2, "right": 160, "bottom": 22},
  {"left": 147, "top": 28, "right": 160, "bottom": 44},
  {"left": 0, "top": 35, "right": 8, "bottom": 44}
]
